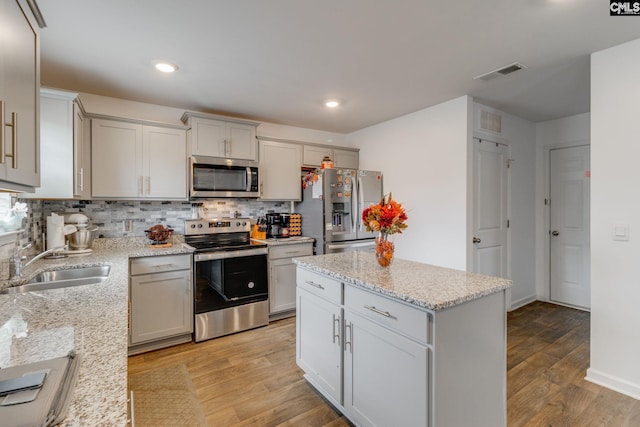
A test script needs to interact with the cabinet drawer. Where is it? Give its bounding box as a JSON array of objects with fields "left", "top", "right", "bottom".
[
  {"left": 269, "top": 243, "right": 313, "bottom": 260},
  {"left": 345, "top": 285, "right": 430, "bottom": 344},
  {"left": 130, "top": 254, "right": 191, "bottom": 275},
  {"left": 296, "top": 267, "right": 341, "bottom": 305}
]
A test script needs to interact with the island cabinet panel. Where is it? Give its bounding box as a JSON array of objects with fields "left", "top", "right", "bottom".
[
  {"left": 295, "top": 259, "right": 508, "bottom": 427},
  {"left": 296, "top": 287, "right": 342, "bottom": 405},
  {"left": 344, "top": 310, "right": 428, "bottom": 427}
]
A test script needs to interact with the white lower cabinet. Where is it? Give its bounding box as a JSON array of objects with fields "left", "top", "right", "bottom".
[
  {"left": 269, "top": 242, "right": 313, "bottom": 316},
  {"left": 129, "top": 254, "right": 193, "bottom": 354},
  {"left": 344, "top": 311, "right": 428, "bottom": 427},
  {"left": 296, "top": 265, "right": 507, "bottom": 427},
  {"left": 296, "top": 270, "right": 343, "bottom": 406}
]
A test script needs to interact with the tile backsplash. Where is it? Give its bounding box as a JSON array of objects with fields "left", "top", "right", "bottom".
[{"left": 18, "top": 198, "right": 291, "bottom": 250}]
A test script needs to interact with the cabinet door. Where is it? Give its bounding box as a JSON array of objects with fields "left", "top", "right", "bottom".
[
  {"left": 344, "top": 311, "right": 428, "bottom": 427},
  {"left": 143, "top": 126, "right": 187, "bottom": 199},
  {"left": 73, "top": 102, "right": 91, "bottom": 198},
  {"left": 130, "top": 269, "right": 193, "bottom": 344},
  {"left": 189, "top": 117, "right": 226, "bottom": 157},
  {"left": 1, "top": 0, "right": 39, "bottom": 188},
  {"left": 270, "top": 258, "right": 297, "bottom": 314},
  {"left": 227, "top": 123, "right": 257, "bottom": 160},
  {"left": 333, "top": 149, "right": 359, "bottom": 169},
  {"left": 91, "top": 119, "right": 142, "bottom": 198},
  {"left": 296, "top": 287, "right": 342, "bottom": 404},
  {"left": 303, "top": 145, "right": 332, "bottom": 167},
  {"left": 26, "top": 92, "right": 73, "bottom": 198},
  {"left": 259, "top": 140, "right": 302, "bottom": 200}
]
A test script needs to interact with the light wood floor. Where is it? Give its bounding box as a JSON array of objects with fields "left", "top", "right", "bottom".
[{"left": 129, "top": 301, "right": 640, "bottom": 426}]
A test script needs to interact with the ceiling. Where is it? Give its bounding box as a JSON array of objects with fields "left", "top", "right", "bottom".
[{"left": 37, "top": 0, "right": 640, "bottom": 134}]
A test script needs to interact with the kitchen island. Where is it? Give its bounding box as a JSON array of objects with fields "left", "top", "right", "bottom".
[
  {"left": 294, "top": 252, "right": 512, "bottom": 427},
  {"left": 0, "top": 239, "right": 192, "bottom": 426}
]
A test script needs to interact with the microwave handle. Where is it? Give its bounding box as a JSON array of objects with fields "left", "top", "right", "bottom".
[{"left": 246, "top": 167, "right": 251, "bottom": 192}]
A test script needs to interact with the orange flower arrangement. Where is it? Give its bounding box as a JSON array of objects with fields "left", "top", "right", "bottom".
[
  {"left": 362, "top": 193, "right": 408, "bottom": 235},
  {"left": 362, "top": 194, "right": 408, "bottom": 267}
]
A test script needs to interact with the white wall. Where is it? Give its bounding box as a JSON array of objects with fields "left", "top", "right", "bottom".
[
  {"left": 534, "top": 113, "right": 590, "bottom": 301},
  {"left": 587, "top": 38, "right": 640, "bottom": 399},
  {"left": 473, "top": 105, "right": 537, "bottom": 309},
  {"left": 349, "top": 96, "right": 471, "bottom": 270},
  {"left": 76, "top": 91, "right": 351, "bottom": 146}
]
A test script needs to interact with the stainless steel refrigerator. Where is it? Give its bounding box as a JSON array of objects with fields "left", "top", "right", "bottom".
[{"left": 296, "top": 169, "right": 383, "bottom": 254}]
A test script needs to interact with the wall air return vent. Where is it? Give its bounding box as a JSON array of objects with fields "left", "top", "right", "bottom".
[
  {"left": 479, "top": 109, "right": 502, "bottom": 134},
  {"left": 474, "top": 62, "right": 527, "bottom": 82}
]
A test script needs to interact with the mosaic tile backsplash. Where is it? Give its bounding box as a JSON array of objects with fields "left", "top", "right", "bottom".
[{"left": 17, "top": 198, "right": 292, "bottom": 250}]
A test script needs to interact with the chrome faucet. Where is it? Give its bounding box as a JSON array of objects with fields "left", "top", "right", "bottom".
[{"left": 10, "top": 244, "right": 68, "bottom": 278}]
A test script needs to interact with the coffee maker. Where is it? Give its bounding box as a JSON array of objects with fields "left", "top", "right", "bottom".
[{"left": 266, "top": 213, "right": 290, "bottom": 238}]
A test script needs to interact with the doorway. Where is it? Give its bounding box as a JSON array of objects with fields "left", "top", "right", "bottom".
[
  {"left": 471, "top": 137, "right": 509, "bottom": 279},
  {"left": 548, "top": 144, "right": 590, "bottom": 309}
]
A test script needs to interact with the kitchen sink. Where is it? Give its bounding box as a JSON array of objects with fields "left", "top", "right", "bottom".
[{"left": 1, "top": 265, "right": 111, "bottom": 294}]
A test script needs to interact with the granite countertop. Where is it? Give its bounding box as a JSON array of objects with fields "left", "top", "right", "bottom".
[
  {"left": 252, "top": 236, "right": 315, "bottom": 246},
  {"left": 0, "top": 237, "right": 192, "bottom": 427},
  {"left": 293, "top": 252, "right": 512, "bottom": 311}
]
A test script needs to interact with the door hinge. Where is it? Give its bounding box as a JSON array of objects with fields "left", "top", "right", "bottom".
[
  {"left": 507, "top": 219, "right": 510, "bottom": 228},
  {"left": 545, "top": 198, "right": 550, "bottom": 206}
]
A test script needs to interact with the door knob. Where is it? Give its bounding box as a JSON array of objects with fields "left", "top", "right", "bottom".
[
  {"left": 551, "top": 230, "right": 559, "bottom": 236},
  {"left": 473, "top": 237, "right": 481, "bottom": 244}
]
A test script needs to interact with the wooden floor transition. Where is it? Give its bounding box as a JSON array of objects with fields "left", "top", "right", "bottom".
[{"left": 128, "top": 301, "right": 640, "bottom": 426}]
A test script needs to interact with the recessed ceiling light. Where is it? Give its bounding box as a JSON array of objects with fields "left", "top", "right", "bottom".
[
  {"left": 155, "top": 62, "right": 178, "bottom": 73},
  {"left": 325, "top": 100, "right": 340, "bottom": 108}
]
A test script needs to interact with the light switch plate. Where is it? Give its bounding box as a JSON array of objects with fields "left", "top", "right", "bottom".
[{"left": 613, "top": 223, "right": 630, "bottom": 241}]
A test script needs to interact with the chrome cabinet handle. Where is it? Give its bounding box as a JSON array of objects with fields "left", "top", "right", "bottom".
[
  {"left": 305, "top": 280, "right": 324, "bottom": 290},
  {"left": 364, "top": 305, "right": 391, "bottom": 318},
  {"left": 345, "top": 322, "right": 353, "bottom": 353},
  {"left": 473, "top": 237, "right": 481, "bottom": 244},
  {"left": 332, "top": 314, "right": 340, "bottom": 344},
  {"left": 127, "top": 390, "right": 136, "bottom": 426},
  {"left": 3, "top": 110, "right": 17, "bottom": 168},
  {"left": 146, "top": 176, "right": 151, "bottom": 195},
  {"left": 0, "top": 101, "right": 5, "bottom": 164},
  {"left": 79, "top": 167, "right": 84, "bottom": 192}
]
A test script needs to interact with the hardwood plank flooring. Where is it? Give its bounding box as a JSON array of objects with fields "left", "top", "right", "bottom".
[{"left": 128, "top": 301, "right": 640, "bottom": 426}]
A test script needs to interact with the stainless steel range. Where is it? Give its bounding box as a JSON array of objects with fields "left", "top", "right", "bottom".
[{"left": 184, "top": 218, "right": 268, "bottom": 342}]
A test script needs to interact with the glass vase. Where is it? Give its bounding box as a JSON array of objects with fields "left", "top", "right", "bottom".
[{"left": 375, "top": 231, "right": 394, "bottom": 267}]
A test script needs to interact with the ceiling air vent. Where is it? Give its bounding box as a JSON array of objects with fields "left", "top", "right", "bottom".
[
  {"left": 474, "top": 62, "right": 527, "bottom": 82},
  {"left": 479, "top": 109, "right": 502, "bottom": 134}
]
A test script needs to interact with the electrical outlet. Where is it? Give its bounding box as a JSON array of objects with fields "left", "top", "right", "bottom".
[{"left": 123, "top": 219, "right": 133, "bottom": 233}]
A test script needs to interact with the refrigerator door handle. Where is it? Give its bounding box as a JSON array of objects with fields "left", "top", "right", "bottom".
[
  {"left": 357, "top": 176, "right": 364, "bottom": 231},
  {"left": 351, "top": 175, "right": 358, "bottom": 231}
]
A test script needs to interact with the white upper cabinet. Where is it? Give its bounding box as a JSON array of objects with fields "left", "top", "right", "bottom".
[
  {"left": 0, "top": 0, "right": 40, "bottom": 192},
  {"left": 259, "top": 140, "right": 302, "bottom": 201},
  {"left": 181, "top": 112, "right": 259, "bottom": 161},
  {"left": 333, "top": 148, "right": 359, "bottom": 169},
  {"left": 91, "top": 118, "right": 187, "bottom": 200},
  {"left": 25, "top": 89, "right": 90, "bottom": 199},
  {"left": 303, "top": 145, "right": 359, "bottom": 169}
]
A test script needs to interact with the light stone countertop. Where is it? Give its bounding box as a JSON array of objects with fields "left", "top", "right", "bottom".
[
  {"left": 293, "top": 252, "right": 512, "bottom": 311},
  {"left": 251, "top": 236, "right": 315, "bottom": 246},
  {"left": 0, "top": 238, "right": 192, "bottom": 427}
]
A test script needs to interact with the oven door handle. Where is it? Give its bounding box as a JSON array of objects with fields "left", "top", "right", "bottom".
[{"left": 194, "top": 247, "right": 267, "bottom": 261}]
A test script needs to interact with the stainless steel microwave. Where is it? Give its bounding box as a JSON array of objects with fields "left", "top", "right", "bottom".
[{"left": 190, "top": 156, "right": 260, "bottom": 198}]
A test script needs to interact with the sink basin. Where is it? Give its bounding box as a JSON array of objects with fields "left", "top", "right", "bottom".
[{"left": 1, "top": 265, "right": 111, "bottom": 294}]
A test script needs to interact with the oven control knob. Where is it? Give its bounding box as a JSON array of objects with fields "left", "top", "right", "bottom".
[
  {"left": 197, "top": 223, "right": 203, "bottom": 228},
  {"left": 190, "top": 224, "right": 196, "bottom": 229},
  {"left": 242, "top": 221, "right": 247, "bottom": 226},
  {"left": 248, "top": 282, "right": 255, "bottom": 289},
  {"left": 236, "top": 222, "right": 241, "bottom": 227}
]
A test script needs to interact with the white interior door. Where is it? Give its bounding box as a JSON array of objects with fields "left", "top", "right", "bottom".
[
  {"left": 549, "top": 145, "right": 590, "bottom": 309},
  {"left": 472, "top": 138, "right": 509, "bottom": 278}
]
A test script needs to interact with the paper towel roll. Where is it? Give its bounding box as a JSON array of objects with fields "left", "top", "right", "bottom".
[{"left": 47, "top": 213, "right": 65, "bottom": 249}]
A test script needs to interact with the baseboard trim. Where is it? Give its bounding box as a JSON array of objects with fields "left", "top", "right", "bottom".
[
  {"left": 509, "top": 295, "right": 537, "bottom": 311},
  {"left": 585, "top": 368, "right": 640, "bottom": 400}
]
